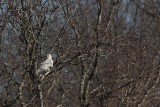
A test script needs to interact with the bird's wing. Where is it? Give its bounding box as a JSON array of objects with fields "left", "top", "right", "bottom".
[
  {"left": 39, "top": 59, "right": 50, "bottom": 70},
  {"left": 41, "top": 59, "right": 49, "bottom": 65},
  {"left": 38, "top": 58, "right": 53, "bottom": 74}
]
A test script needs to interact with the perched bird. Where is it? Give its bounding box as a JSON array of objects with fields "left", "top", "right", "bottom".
[{"left": 37, "top": 54, "right": 53, "bottom": 77}]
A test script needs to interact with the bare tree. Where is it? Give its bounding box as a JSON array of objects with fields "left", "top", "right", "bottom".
[{"left": 0, "top": 0, "right": 160, "bottom": 107}]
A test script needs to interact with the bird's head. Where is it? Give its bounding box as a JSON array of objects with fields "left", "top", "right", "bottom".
[{"left": 47, "top": 54, "right": 52, "bottom": 59}]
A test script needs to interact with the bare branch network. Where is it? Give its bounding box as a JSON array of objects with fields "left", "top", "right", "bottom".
[{"left": 0, "top": 0, "right": 160, "bottom": 107}]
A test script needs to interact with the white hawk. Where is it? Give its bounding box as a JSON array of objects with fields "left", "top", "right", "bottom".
[{"left": 38, "top": 54, "right": 53, "bottom": 77}]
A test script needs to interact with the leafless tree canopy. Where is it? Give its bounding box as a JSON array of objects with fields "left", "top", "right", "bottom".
[{"left": 0, "top": 0, "right": 160, "bottom": 107}]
